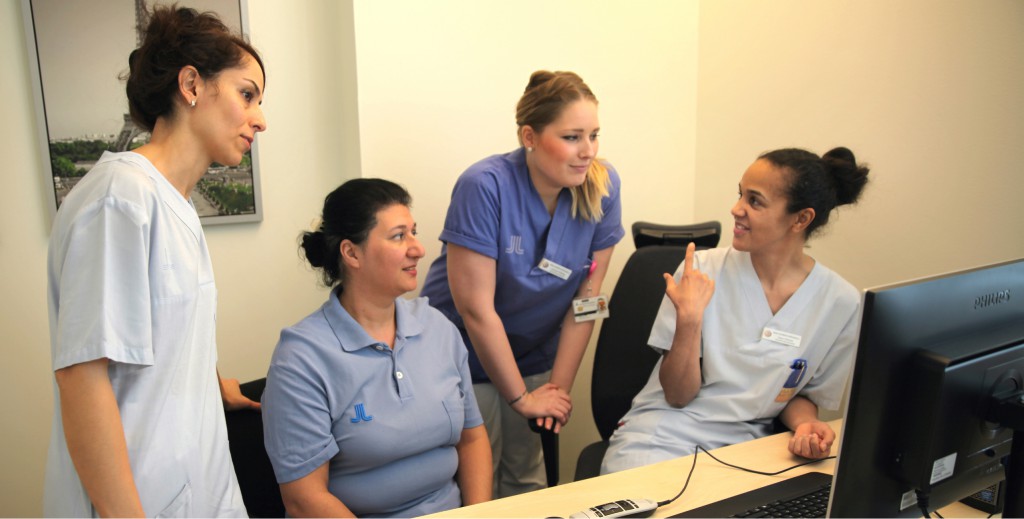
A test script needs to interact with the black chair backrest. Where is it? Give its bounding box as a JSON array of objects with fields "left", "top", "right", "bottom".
[
  {"left": 590, "top": 244, "right": 688, "bottom": 440},
  {"left": 224, "top": 378, "right": 285, "bottom": 518},
  {"left": 632, "top": 220, "right": 721, "bottom": 250}
]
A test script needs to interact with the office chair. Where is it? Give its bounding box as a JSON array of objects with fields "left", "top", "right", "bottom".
[
  {"left": 632, "top": 220, "right": 721, "bottom": 250},
  {"left": 573, "top": 221, "right": 720, "bottom": 481},
  {"left": 224, "top": 378, "right": 285, "bottom": 518},
  {"left": 529, "top": 419, "right": 560, "bottom": 487}
]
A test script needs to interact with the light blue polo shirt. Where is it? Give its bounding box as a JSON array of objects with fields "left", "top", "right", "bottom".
[
  {"left": 262, "top": 288, "right": 483, "bottom": 518},
  {"left": 421, "top": 147, "right": 624, "bottom": 381}
]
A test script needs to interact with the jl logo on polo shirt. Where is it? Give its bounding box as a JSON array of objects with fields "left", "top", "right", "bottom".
[
  {"left": 505, "top": 235, "right": 525, "bottom": 255},
  {"left": 350, "top": 403, "right": 373, "bottom": 423}
]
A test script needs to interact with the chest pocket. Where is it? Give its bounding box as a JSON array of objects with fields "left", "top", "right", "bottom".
[{"left": 440, "top": 393, "right": 466, "bottom": 446}]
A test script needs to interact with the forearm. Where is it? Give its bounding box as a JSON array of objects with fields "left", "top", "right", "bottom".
[
  {"left": 455, "top": 425, "right": 492, "bottom": 506},
  {"left": 280, "top": 464, "right": 354, "bottom": 518},
  {"left": 659, "top": 316, "right": 703, "bottom": 407},
  {"left": 461, "top": 309, "right": 527, "bottom": 401},
  {"left": 549, "top": 310, "right": 595, "bottom": 392},
  {"left": 55, "top": 360, "right": 144, "bottom": 518},
  {"left": 551, "top": 246, "right": 613, "bottom": 392},
  {"left": 283, "top": 493, "right": 353, "bottom": 518},
  {"left": 779, "top": 395, "right": 820, "bottom": 430}
]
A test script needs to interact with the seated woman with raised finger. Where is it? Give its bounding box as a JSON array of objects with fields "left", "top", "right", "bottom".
[{"left": 602, "top": 147, "right": 870, "bottom": 474}]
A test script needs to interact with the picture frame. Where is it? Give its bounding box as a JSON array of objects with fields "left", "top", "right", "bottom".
[{"left": 21, "top": 0, "right": 263, "bottom": 226}]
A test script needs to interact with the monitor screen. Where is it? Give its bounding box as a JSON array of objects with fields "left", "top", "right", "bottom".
[{"left": 828, "top": 258, "right": 1024, "bottom": 517}]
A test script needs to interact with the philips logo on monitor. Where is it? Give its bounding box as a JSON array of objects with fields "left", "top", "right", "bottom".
[{"left": 973, "top": 289, "right": 1010, "bottom": 310}]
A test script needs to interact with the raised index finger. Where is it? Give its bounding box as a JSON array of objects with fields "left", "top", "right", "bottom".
[{"left": 682, "top": 241, "right": 696, "bottom": 274}]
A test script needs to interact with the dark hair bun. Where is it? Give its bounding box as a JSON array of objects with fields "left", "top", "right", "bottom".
[
  {"left": 300, "top": 231, "right": 328, "bottom": 268},
  {"left": 823, "top": 147, "right": 870, "bottom": 206},
  {"left": 124, "top": 5, "right": 262, "bottom": 132}
]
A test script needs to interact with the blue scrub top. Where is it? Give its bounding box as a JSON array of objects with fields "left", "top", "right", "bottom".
[
  {"left": 421, "top": 148, "right": 624, "bottom": 381},
  {"left": 262, "top": 288, "right": 483, "bottom": 518}
]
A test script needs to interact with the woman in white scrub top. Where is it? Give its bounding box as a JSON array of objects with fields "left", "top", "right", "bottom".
[
  {"left": 601, "top": 147, "right": 871, "bottom": 474},
  {"left": 44, "top": 6, "right": 266, "bottom": 517}
]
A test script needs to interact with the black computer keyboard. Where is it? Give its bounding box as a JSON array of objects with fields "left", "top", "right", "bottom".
[{"left": 672, "top": 471, "right": 832, "bottom": 518}]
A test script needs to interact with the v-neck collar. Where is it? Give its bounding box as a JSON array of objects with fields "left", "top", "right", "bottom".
[
  {"left": 111, "top": 151, "right": 203, "bottom": 243},
  {"left": 515, "top": 148, "right": 575, "bottom": 263},
  {"left": 736, "top": 249, "right": 823, "bottom": 326}
]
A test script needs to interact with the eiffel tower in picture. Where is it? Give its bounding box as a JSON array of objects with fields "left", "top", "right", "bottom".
[{"left": 113, "top": 0, "right": 149, "bottom": 152}]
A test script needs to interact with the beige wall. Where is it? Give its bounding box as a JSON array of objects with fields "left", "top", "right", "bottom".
[
  {"left": 695, "top": 0, "right": 1024, "bottom": 290},
  {"left": 2, "top": 0, "right": 1022, "bottom": 515},
  {"left": 350, "top": 0, "right": 699, "bottom": 485},
  {"left": 1, "top": 1, "right": 359, "bottom": 515}
]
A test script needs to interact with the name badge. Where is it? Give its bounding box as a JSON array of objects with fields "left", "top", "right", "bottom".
[
  {"left": 774, "top": 358, "right": 808, "bottom": 402},
  {"left": 573, "top": 295, "right": 610, "bottom": 323},
  {"left": 538, "top": 258, "right": 572, "bottom": 280},
  {"left": 762, "top": 327, "right": 802, "bottom": 348}
]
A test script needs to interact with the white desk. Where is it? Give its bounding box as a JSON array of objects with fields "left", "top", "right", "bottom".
[{"left": 423, "top": 419, "right": 989, "bottom": 518}]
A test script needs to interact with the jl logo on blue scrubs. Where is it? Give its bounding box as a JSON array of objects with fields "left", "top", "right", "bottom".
[
  {"left": 350, "top": 403, "right": 374, "bottom": 423},
  {"left": 505, "top": 235, "right": 525, "bottom": 255}
]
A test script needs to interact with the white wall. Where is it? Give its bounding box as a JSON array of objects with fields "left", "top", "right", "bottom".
[
  {"left": 1, "top": 2, "right": 54, "bottom": 514},
  {"left": 3, "top": 0, "right": 1023, "bottom": 515}
]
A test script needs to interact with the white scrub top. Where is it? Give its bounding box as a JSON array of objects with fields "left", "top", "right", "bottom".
[
  {"left": 601, "top": 247, "right": 860, "bottom": 474},
  {"left": 44, "top": 152, "right": 244, "bottom": 517}
]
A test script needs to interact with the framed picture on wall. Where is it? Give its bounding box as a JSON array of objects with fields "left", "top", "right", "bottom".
[{"left": 21, "top": 0, "right": 263, "bottom": 225}]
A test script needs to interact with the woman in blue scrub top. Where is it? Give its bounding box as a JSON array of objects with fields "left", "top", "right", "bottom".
[
  {"left": 262, "top": 179, "right": 491, "bottom": 517},
  {"left": 44, "top": 6, "right": 266, "bottom": 517},
  {"left": 601, "top": 147, "right": 870, "bottom": 474},
  {"left": 421, "top": 70, "right": 625, "bottom": 496}
]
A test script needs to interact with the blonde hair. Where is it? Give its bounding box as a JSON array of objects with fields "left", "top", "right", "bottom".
[{"left": 516, "top": 70, "right": 610, "bottom": 222}]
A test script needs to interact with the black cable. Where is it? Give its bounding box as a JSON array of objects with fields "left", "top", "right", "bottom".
[
  {"left": 655, "top": 445, "right": 836, "bottom": 507},
  {"left": 656, "top": 445, "right": 702, "bottom": 507},
  {"left": 695, "top": 445, "right": 836, "bottom": 476},
  {"left": 917, "top": 489, "right": 932, "bottom": 518}
]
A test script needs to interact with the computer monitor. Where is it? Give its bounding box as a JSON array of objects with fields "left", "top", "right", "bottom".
[{"left": 829, "top": 258, "right": 1024, "bottom": 517}]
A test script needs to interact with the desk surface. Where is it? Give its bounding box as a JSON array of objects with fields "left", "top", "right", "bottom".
[{"left": 424, "top": 419, "right": 989, "bottom": 518}]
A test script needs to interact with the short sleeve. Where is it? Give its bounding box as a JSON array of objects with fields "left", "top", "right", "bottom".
[
  {"left": 262, "top": 340, "right": 340, "bottom": 484},
  {"left": 647, "top": 294, "right": 676, "bottom": 354},
  {"left": 438, "top": 170, "right": 501, "bottom": 259},
  {"left": 646, "top": 251, "right": 706, "bottom": 355},
  {"left": 591, "top": 165, "right": 625, "bottom": 252},
  {"left": 798, "top": 307, "right": 860, "bottom": 411},
  {"left": 51, "top": 197, "right": 153, "bottom": 370}
]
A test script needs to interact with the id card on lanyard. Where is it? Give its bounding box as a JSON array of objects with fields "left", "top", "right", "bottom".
[{"left": 572, "top": 260, "right": 609, "bottom": 323}]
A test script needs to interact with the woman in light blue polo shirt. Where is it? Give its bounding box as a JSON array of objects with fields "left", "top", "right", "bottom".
[
  {"left": 262, "top": 179, "right": 491, "bottom": 517},
  {"left": 421, "top": 70, "right": 625, "bottom": 497}
]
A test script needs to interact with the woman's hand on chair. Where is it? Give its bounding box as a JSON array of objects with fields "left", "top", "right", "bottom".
[{"left": 512, "top": 383, "right": 571, "bottom": 432}]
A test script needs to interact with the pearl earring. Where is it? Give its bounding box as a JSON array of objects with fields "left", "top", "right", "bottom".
[
  {"left": 527, "top": 147, "right": 533, "bottom": 153},
  {"left": 190, "top": 98, "right": 196, "bottom": 107}
]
